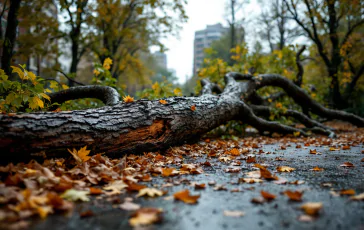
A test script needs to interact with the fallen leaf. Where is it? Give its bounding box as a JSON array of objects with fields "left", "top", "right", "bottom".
[
  {"left": 361, "top": 158, "right": 364, "bottom": 162},
  {"left": 223, "top": 210, "right": 245, "bottom": 217},
  {"left": 103, "top": 181, "right": 128, "bottom": 195},
  {"left": 89, "top": 187, "right": 103, "bottom": 195},
  {"left": 310, "top": 149, "right": 317, "bottom": 154},
  {"left": 37, "top": 206, "right": 53, "bottom": 219},
  {"left": 68, "top": 146, "right": 91, "bottom": 163},
  {"left": 126, "top": 183, "right": 147, "bottom": 192},
  {"left": 80, "top": 210, "right": 94, "bottom": 218},
  {"left": 277, "top": 166, "right": 295, "bottom": 172},
  {"left": 224, "top": 167, "right": 241, "bottom": 173},
  {"left": 321, "top": 182, "right": 333, "bottom": 187},
  {"left": 274, "top": 177, "right": 288, "bottom": 185},
  {"left": 213, "top": 184, "right": 228, "bottom": 191},
  {"left": 310, "top": 166, "right": 324, "bottom": 171},
  {"left": 208, "top": 181, "right": 216, "bottom": 186},
  {"left": 340, "top": 162, "right": 354, "bottom": 167},
  {"left": 259, "top": 168, "right": 278, "bottom": 180},
  {"left": 246, "top": 156, "right": 256, "bottom": 163},
  {"left": 219, "top": 156, "right": 232, "bottom": 162},
  {"left": 251, "top": 197, "right": 265, "bottom": 204},
  {"left": 159, "top": 100, "right": 167, "bottom": 104},
  {"left": 123, "top": 95, "right": 134, "bottom": 103},
  {"left": 329, "top": 147, "right": 340, "bottom": 151},
  {"left": 129, "top": 207, "right": 163, "bottom": 227},
  {"left": 342, "top": 145, "right": 350, "bottom": 150},
  {"left": 194, "top": 183, "right": 206, "bottom": 189},
  {"left": 298, "top": 215, "right": 315, "bottom": 222},
  {"left": 261, "top": 190, "right": 276, "bottom": 201},
  {"left": 245, "top": 170, "right": 261, "bottom": 178},
  {"left": 61, "top": 189, "right": 90, "bottom": 202},
  {"left": 120, "top": 201, "right": 141, "bottom": 211},
  {"left": 229, "top": 148, "right": 240, "bottom": 156},
  {"left": 161, "top": 168, "right": 179, "bottom": 177},
  {"left": 137, "top": 188, "right": 164, "bottom": 198},
  {"left": 239, "top": 178, "right": 263, "bottom": 183},
  {"left": 190, "top": 105, "right": 196, "bottom": 111},
  {"left": 301, "top": 202, "right": 323, "bottom": 216},
  {"left": 283, "top": 190, "right": 303, "bottom": 201},
  {"left": 173, "top": 189, "right": 200, "bottom": 204},
  {"left": 350, "top": 193, "right": 364, "bottom": 201},
  {"left": 340, "top": 189, "right": 355, "bottom": 195},
  {"left": 309, "top": 149, "right": 321, "bottom": 155}
]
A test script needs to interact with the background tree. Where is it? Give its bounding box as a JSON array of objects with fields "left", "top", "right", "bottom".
[
  {"left": 91, "top": 0, "right": 187, "bottom": 92},
  {"left": 258, "top": 0, "right": 301, "bottom": 53},
  {"left": 225, "top": 0, "right": 247, "bottom": 65},
  {"left": 16, "top": 0, "right": 61, "bottom": 77},
  {"left": 0, "top": 0, "right": 21, "bottom": 77},
  {"left": 283, "top": 0, "right": 364, "bottom": 109},
  {"left": 58, "top": 0, "right": 92, "bottom": 86}
]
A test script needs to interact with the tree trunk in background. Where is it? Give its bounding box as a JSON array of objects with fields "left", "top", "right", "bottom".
[{"left": 1, "top": 0, "right": 21, "bottom": 78}]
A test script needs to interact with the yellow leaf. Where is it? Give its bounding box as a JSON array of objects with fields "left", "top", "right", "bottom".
[
  {"left": 68, "top": 146, "right": 91, "bottom": 163},
  {"left": 40, "top": 93, "right": 51, "bottom": 101},
  {"left": 173, "top": 88, "right": 182, "bottom": 96},
  {"left": 29, "top": 96, "right": 44, "bottom": 110},
  {"left": 50, "top": 81, "right": 58, "bottom": 90},
  {"left": 61, "top": 84, "right": 69, "bottom": 90},
  {"left": 11, "top": 66, "right": 27, "bottom": 80},
  {"left": 136, "top": 188, "right": 164, "bottom": 198},
  {"left": 37, "top": 206, "right": 53, "bottom": 219},
  {"left": 61, "top": 189, "right": 90, "bottom": 202},
  {"left": 27, "top": 71, "right": 37, "bottom": 85}
]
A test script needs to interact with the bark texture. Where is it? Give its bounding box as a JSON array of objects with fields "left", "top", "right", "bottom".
[{"left": 0, "top": 72, "right": 363, "bottom": 162}]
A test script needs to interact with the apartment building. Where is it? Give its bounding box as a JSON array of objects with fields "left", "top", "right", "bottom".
[{"left": 193, "top": 23, "right": 228, "bottom": 75}]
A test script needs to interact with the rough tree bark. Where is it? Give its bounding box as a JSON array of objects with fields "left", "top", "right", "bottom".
[{"left": 0, "top": 72, "right": 363, "bottom": 163}]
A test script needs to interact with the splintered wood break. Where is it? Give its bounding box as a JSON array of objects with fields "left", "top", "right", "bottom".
[{"left": 120, "top": 120, "right": 168, "bottom": 144}]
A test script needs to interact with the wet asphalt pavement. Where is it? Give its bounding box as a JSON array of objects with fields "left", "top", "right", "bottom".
[{"left": 28, "top": 142, "right": 364, "bottom": 230}]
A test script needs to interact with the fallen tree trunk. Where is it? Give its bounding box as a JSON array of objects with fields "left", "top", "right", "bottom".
[{"left": 0, "top": 73, "right": 363, "bottom": 163}]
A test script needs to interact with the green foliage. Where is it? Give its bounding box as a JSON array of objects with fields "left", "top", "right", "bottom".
[
  {"left": 0, "top": 65, "right": 61, "bottom": 113},
  {"left": 137, "top": 78, "right": 182, "bottom": 100}
]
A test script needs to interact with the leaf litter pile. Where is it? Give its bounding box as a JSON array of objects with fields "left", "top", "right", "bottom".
[{"left": 0, "top": 123, "right": 363, "bottom": 228}]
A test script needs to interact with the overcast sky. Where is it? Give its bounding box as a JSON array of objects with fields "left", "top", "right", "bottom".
[{"left": 160, "top": 0, "right": 262, "bottom": 84}]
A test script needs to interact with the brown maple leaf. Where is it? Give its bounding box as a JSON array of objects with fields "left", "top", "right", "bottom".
[
  {"left": 261, "top": 190, "right": 276, "bottom": 201},
  {"left": 173, "top": 189, "right": 200, "bottom": 204},
  {"left": 68, "top": 146, "right": 91, "bottom": 163},
  {"left": 283, "top": 190, "right": 303, "bottom": 201}
]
